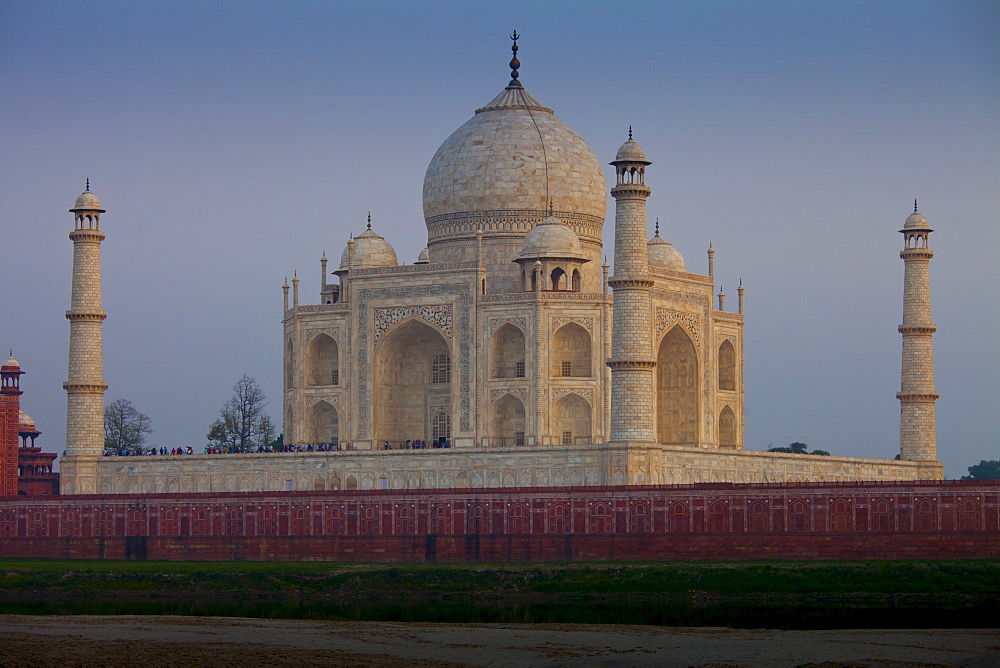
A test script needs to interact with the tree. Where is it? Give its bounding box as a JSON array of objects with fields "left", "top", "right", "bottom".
[
  {"left": 767, "top": 442, "right": 830, "bottom": 456},
  {"left": 104, "top": 399, "right": 153, "bottom": 453},
  {"left": 962, "top": 460, "right": 1000, "bottom": 480},
  {"left": 207, "top": 375, "right": 276, "bottom": 451}
]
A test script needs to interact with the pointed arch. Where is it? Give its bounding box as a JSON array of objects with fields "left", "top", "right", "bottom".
[
  {"left": 375, "top": 319, "right": 451, "bottom": 446},
  {"left": 553, "top": 393, "right": 591, "bottom": 446},
  {"left": 719, "top": 406, "right": 737, "bottom": 447},
  {"left": 306, "top": 333, "right": 339, "bottom": 386},
  {"left": 552, "top": 322, "right": 591, "bottom": 377},
  {"left": 306, "top": 400, "right": 338, "bottom": 445},
  {"left": 656, "top": 325, "right": 699, "bottom": 445},
  {"left": 491, "top": 323, "right": 526, "bottom": 379},
  {"left": 718, "top": 339, "right": 736, "bottom": 391},
  {"left": 492, "top": 394, "right": 526, "bottom": 448}
]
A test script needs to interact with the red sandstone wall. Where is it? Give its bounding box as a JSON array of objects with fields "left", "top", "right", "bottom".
[{"left": 0, "top": 480, "right": 996, "bottom": 562}]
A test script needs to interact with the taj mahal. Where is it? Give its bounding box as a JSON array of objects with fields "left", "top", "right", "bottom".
[{"left": 56, "top": 36, "right": 943, "bottom": 495}]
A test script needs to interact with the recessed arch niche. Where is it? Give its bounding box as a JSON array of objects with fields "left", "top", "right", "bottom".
[
  {"left": 657, "top": 325, "right": 698, "bottom": 445},
  {"left": 492, "top": 394, "right": 526, "bottom": 447},
  {"left": 306, "top": 400, "right": 338, "bottom": 445},
  {"left": 553, "top": 393, "right": 592, "bottom": 445}
]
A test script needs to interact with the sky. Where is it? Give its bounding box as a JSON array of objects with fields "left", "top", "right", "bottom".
[{"left": 2, "top": 0, "right": 997, "bottom": 478}]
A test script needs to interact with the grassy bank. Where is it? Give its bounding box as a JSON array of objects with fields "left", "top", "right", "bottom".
[{"left": 1, "top": 559, "right": 997, "bottom": 597}]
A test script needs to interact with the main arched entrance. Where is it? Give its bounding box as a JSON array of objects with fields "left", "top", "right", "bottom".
[{"left": 375, "top": 320, "right": 451, "bottom": 446}]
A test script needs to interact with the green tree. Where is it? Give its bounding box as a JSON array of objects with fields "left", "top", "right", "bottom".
[
  {"left": 207, "top": 375, "right": 276, "bottom": 451},
  {"left": 767, "top": 442, "right": 830, "bottom": 456},
  {"left": 962, "top": 460, "right": 1000, "bottom": 480},
  {"left": 104, "top": 399, "right": 153, "bottom": 453}
]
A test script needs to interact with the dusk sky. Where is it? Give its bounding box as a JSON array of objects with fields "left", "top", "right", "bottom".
[{"left": 2, "top": 1, "right": 997, "bottom": 478}]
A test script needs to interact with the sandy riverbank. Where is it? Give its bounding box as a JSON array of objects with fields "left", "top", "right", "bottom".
[{"left": 0, "top": 615, "right": 997, "bottom": 666}]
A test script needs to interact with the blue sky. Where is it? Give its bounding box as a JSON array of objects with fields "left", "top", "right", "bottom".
[{"left": 2, "top": 0, "right": 997, "bottom": 477}]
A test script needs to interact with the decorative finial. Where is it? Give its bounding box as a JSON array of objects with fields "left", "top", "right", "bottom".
[
  {"left": 739, "top": 277, "right": 743, "bottom": 287},
  {"left": 509, "top": 30, "right": 521, "bottom": 86},
  {"left": 367, "top": 211, "right": 371, "bottom": 229},
  {"left": 85, "top": 178, "right": 90, "bottom": 191},
  {"left": 709, "top": 241, "right": 713, "bottom": 250},
  {"left": 549, "top": 200, "right": 554, "bottom": 216},
  {"left": 655, "top": 218, "right": 660, "bottom": 236},
  {"left": 322, "top": 250, "right": 326, "bottom": 258},
  {"left": 914, "top": 199, "right": 918, "bottom": 213},
  {"left": 293, "top": 270, "right": 297, "bottom": 278},
  {"left": 628, "top": 125, "right": 633, "bottom": 141}
]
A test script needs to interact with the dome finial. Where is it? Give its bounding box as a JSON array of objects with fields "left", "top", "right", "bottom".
[
  {"left": 85, "top": 178, "right": 90, "bottom": 191},
  {"left": 549, "top": 200, "right": 554, "bottom": 216},
  {"left": 628, "top": 125, "right": 633, "bottom": 141},
  {"left": 508, "top": 30, "right": 521, "bottom": 87},
  {"left": 914, "top": 198, "right": 918, "bottom": 213},
  {"left": 655, "top": 218, "right": 659, "bottom": 236},
  {"left": 367, "top": 211, "right": 372, "bottom": 230}
]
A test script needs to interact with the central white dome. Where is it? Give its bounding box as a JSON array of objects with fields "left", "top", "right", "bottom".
[{"left": 422, "top": 84, "right": 606, "bottom": 239}]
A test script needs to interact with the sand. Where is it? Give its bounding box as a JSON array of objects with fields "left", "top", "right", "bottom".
[{"left": 0, "top": 615, "right": 997, "bottom": 667}]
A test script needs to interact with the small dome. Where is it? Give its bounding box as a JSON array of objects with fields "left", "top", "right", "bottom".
[
  {"left": 2, "top": 355, "right": 19, "bottom": 369},
  {"left": 415, "top": 247, "right": 429, "bottom": 264},
  {"left": 18, "top": 410, "right": 34, "bottom": 429},
  {"left": 520, "top": 216, "right": 585, "bottom": 259},
  {"left": 903, "top": 205, "right": 930, "bottom": 230},
  {"left": 339, "top": 226, "right": 398, "bottom": 269},
  {"left": 648, "top": 233, "right": 686, "bottom": 272},
  {"left": 75, "top": 190, "right": 101, "bottom": 209},
  {"left": 614, "top": 138, "right": 648, "bottom": 163}
]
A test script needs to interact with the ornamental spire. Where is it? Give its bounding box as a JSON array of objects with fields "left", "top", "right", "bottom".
[
  {"left": 508, "top": 30, "right": 521, "bottom": 87},
  {"left": 85, "top": 178, "right": 90, "bottom": 191}
]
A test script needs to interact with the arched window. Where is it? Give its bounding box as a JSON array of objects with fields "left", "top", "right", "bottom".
[
  {"left": 432, "top": 506, "right": 451, "bottom": 534},
  {"left": 431, "top": 353, "right": 450, "bottom": 384},
  {"left": 258, "top": 508, "right": 277, "bottom": 536},
  {"left": 914, "top": 499, "right": 937, "bottom": 531},
  {"left": 507, "top": 504, "right": 529, "bottom": 534},
  {"left": 830, "top": 500, "right": 852, "bottom": 532},
  {"left": 870, "top": 499, "right": 893, "bottom": 531},
  {"left": 718, "top": 340, "right": 736, "bottom": 391},
  {"left": 669, "top": 502, "right": 690, "bottom": 532},
  {"left": 192, "top": 508, "right": 210, "bottom": 536},
  {"left": 491, "top": 324, "right": 526, "bottom": 379},
  {"left": 629, "top": 504, "right": 651, "bottom": 533},
  {"left": 550, "top": 267, "right": 566, "bottom": 290},
  {"left": 553, "top": 393, "right": 591, "bottom": 446},
  {"left": 432, "top": 410, "right": 450, "bottom": 442},
  {"left": 306, "top": 334, "right": 339, "bottom": 386},
  {"left": 719, "top": 406, "right": 737, "bottom": 447},
  {"left": 747, "top": 501, "right": 769, "bottom": 532},
  {"left": 571, "top": 269, "right": 581, "bottom": 292},
  {"left": 492, "top": 394, "right": 526, "bottom": 448},
  {"left": 307, "top": 401, "right": 338, "bottom": 445},
  {"left": 552, "top": 323, "right": 591, "bottom": 377},
  {"left": 788, "top": 501, "right": 809, "bottom": 532},
  {"left": 957, "top": 499, "right": 982, "bottom": 531},
  {"left": 291, "top": 507, "right": 309, "bottom": 535},
  {"left": 159, "top": 509, "right": 178, "bottom": 536},
  {"left": 589, "top": 504, "right": 611, "bottom": 533}
]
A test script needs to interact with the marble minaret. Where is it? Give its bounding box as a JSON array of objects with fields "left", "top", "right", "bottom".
[
  {"left": 61, "top": 181, "right": 108, "bottom": 494},
  {"left": 897, "top": 201, "right": 938, "bottom": 462},
  {"left": 607, "top": 131, "right": 657, "bottom": 444}
]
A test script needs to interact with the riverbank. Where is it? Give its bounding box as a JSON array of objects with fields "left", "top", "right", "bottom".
[{"left": 1, "top": 615, "right": 997, "bottom": 666}]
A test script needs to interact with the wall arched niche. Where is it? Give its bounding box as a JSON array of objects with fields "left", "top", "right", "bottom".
[
  {"left": 657, "top": 325, "right": 698, "bottom": 445},
  {"left": 718, "top": 340, "right": 736, "bottom": 391},
  {"left": 491, "top": 324, "right": 526, "bottom": 379},
  {"left": 375, "top": 319, "right": 451, "bottom": 445},
  {"left": 719, "top": 406, "right": 737, "bottom": 448},
  {"left": 306, "top": 334, "right": 339, "bottom": 386},
  {"left": 553, "top": 393, "right": 592, "bottom": 445},
  {"left": 285, "top": 339, "right": 294, "bottom": 389},
  {"left": 307, "top": 401, "right": 338, "bottom": 444},
  {"left": 492, "top": 394, "right": 526, "bottom": 447},
  {"left": 552, "top": 323, "right": 591, "bottom": 377}
]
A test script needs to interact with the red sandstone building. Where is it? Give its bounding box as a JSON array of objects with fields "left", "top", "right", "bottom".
[{"left": 0, "top": 355, "right": 59, "bottom": 497}]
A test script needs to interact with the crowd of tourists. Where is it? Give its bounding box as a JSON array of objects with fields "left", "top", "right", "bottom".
[{"left": 103, "top": 439, "right": 451, "bottom": 456}]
